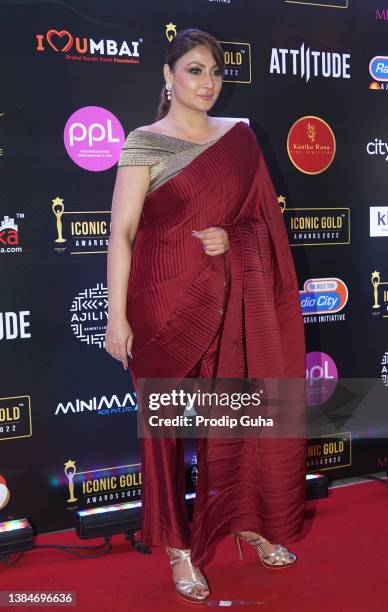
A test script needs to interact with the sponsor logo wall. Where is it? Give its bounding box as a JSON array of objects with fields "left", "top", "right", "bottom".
[{"left": 0, "top": 0, "right": 385, "bottom": 533}]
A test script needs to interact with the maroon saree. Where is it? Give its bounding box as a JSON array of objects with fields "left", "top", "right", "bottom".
[{"left": 126, "top": 121, "right": 306, "bottom": 565}]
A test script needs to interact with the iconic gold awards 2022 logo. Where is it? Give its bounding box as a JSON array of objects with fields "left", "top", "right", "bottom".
[
  {"left": 0, "top": 395, "right": 32, "bottom": 441},
  {"left": 164, "top": 23, "right": 251, "bottom": 84},
  {"left": 62, "top": 459, "right": 142, "bottom": 507},
  {"left": 371, "top": 271, "right": 388, "bottom": 317},
  {"left": 52, "top": 197, "right": 110, "bottom": 255},
  {"left": 279, "top": 196, "right": 350, "bottom": 246}
]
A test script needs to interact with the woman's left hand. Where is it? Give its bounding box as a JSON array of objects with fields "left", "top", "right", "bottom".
[{"left": 192, "top": 226, "right": 229, "bottom": 256}]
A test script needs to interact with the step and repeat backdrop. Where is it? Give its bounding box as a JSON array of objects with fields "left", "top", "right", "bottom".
[{"left": 1, "top": 0, "right": 388, "bottom": 533}]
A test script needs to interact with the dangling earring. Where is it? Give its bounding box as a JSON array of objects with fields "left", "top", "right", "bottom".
[{"left": 166, "top": 82, "right": 172, "bottom": 101}]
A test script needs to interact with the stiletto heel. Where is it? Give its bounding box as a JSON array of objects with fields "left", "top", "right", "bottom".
[
  {"left": 233, "top": 533, "right": 243, "bottom": 560},
  {"left": 231, "top": 532, "right": 297, "bottom": 569},
  {"left": 166, "top": 546, "right": 210, "bottom": 604}
]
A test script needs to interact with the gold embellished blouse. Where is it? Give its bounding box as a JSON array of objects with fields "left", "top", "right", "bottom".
[{"left": 118, "top": 129, "right": 218, "bottom": 193}]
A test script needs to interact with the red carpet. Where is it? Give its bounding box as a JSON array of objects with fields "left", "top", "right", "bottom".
[{"left": 1, "top": 478, "right": 387, "bottom": 611}]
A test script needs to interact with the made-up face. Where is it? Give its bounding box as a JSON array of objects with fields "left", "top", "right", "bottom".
[{"left": 165, "top": 44, "right": 223, "bottom": 112}]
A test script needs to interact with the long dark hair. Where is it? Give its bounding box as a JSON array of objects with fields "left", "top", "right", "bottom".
[{"left": 156, "top": 28, "right": 225, "bottom": 121}]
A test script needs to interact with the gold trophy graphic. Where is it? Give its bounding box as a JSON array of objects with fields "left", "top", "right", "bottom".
[
  {"left": 278, "top": 195, "right": 287, "bottom": 214},
  {"left": 165, "top": 22, "right": 177, "bottom": 42},
  {"left": 371, "top": 271, "right": 381, "bottom": 309},
  {"left": 64, "top": 459, "right": 78, "bottom": 503},
  {"left": 52, "top": 197, "right": 66, "bottom": 243}
]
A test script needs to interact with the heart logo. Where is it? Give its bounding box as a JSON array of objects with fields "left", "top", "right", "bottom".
[{"left": 46, "top": 29, "right": 73, "bottom": 53}]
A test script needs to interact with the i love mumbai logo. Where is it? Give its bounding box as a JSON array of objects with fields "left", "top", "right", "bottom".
[
  {"left": 64, "top": 106, "right": 125, "bottom": 172},
  {"left": 35, "top": 29, "right": 142, "bottom": 64},
  {"left": 300, "top": 278, "right": 348, "bottom": 315}
]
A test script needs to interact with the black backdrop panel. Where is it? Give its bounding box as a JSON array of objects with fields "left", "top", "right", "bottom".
[{"left": 1, "top": 0, "right": 387, "bottom": 532}]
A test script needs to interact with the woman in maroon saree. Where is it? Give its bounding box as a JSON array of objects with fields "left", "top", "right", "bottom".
[{"left": 106, "top": 29, "right": 306, "bottom": 605}]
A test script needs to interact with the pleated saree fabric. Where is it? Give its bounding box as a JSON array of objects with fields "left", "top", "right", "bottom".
[{"left": 118, "top": 121, "right": 306, "bottom": 565}]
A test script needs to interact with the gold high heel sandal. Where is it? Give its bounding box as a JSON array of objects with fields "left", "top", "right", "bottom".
[
  {"left": 166, "top": 546, "right": 210, "bottom": 604},
  {"left": 232, "top": 533, "right": 297, "bottom": 569}
]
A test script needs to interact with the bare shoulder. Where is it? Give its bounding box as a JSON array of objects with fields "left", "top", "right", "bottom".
[
  {"left": 210, "top": 116, "right": 240, "bottom": 132},
  {"left": 132, "top": 120, "right": 164, "bottom": 134}
]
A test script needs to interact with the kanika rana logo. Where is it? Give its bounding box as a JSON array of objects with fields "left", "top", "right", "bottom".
[
  {"left": 287, "top": 116, "right": 336, "bottom": 174},
  {"left": 35, "top": 29, "right": 142, "bottom": 64}
]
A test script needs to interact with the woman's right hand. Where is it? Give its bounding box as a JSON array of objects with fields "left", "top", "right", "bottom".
[{"left": 104, "top": 318, "right": 133, "bottom": 370}]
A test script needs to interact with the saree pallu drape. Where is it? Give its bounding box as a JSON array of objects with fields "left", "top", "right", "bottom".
[{"left": 127, "top": 122, "right": 306, "bottom": 566}]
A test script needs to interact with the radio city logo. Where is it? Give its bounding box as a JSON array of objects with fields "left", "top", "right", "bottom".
[
  {"left": 300, "top": 278, "right": 348, "bottom": 324},
  {"left": 0, "top": 475, "right": 10, "bottom": 509},
  {"left": 35, "top": 29, "right": 142, "bottom": 65},
  {"left": 269, "top": 44, "right": 350, "bottom": 82},
  {"left": 62, "top": 459, "right": 142, "bottom": 506},
  {"left": 220, "top": 41, "right": 251, "bottom": 83},
  {"left": 51, "top": 197, "right": 110, "bottom": 255},
  {"left": 369, "top": 56, "right": 388, "bottom": 91},
  {"left": 0, "top": 214, "right": 24, "bottom": 254},
  {"left": 306, "top": 351, "right": 338, "bottom": 407},
  {"left": 64, "top": 106, "right": 125, "bottom": 172},
  {"left": 0, "top": 395, "right": 32, "bottom": 441},
  {"left": 371, "top": 271, "right": 388, "bottom": 317},
  {"left": 55, "top": 392, "right": 137, "bottom": 417},
  {"left": 370, "top": 206, "right": 388, "bottom": 237},
  {"left": 366, "top": 138, "right": 388, "bottom": 161},
  {"left": 70, "top": 283, "right": 107, "bottom": 348},
  {"left": 0, "top": 311, "right": 31, "bottom": 341},
  {"left": 287, "top": 116, "right": 336, "bottom": 174}
]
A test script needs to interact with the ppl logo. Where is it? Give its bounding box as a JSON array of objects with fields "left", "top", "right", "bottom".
[
  {"left": 64, "top": 106, "right": 125, "bottom": 172},
  {"left": 369, "top": 57, "right": 388, "bottom": 82},
  {"left": 300, "top": 278, "right": 348, "bottom": 315},
  {"left": 306, "top": 352, "right": 338, "bottom": 406}
]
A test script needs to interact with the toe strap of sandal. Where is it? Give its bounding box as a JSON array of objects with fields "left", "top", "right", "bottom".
[{"left": 265, "top": 544, "right": 292, "bottom": 565}]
